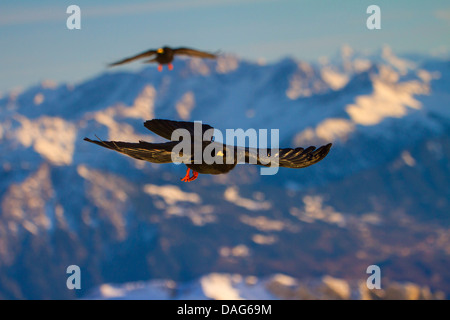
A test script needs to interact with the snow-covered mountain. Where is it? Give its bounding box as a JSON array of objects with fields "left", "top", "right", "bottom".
[{"left": 0, "top": 47, "right": 449, "bottom": 299}]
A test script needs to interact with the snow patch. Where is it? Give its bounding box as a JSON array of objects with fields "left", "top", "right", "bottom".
[
  {"left": 382, "top": 46, "right": 416, "bottom": 75},
  {"left": 88, "top": 280, "right": 175, "bottom": 300},
  {"left": 91, "top": 110, "right": 153, "bottom": 142},
  {"left": 401, "top": 151, "right": 416, "bottom": 167},
  {"left": 116, "top": 85, "right": 155, "bottom": 120},
  {"left": 346, "top": 74, "right": 428, "bottom": 126},
  {"left": 201, "top": 273, "right": 244, "bottom": 300},
  {"left": 286, "top": 62, "right": 328, "bottom": 99},
  {"left": 290, "top": 196, "right": 346, "bottom": 227},
  {"left": 216, "top": 55, "right": 239, "bottom": 74},
  {"left": 15, "top": 115, "right": 76, "bottom": 166},
  {"left": 252, "top": 234, "right": 277, "bottom": 245},
  {"left": 143, "top": 184, "right": 201, "bottom": 205},
  {"left": 239, "top": 215, "right": 284, "bottom": 232},
  {"left": 188, "top": 59, "right": 210, "bottom": 76},
  {"left": 321, "top": 67, "right": 349, "bottom": 90},
  {"left": 176, "top": 91, "right": 195, "bottom": 120},
  {"left": 1, "top": 164, "right": 53, "bottom": 233},
  {"left": 33, "top": 93, "right": 44, "bottom": 106},
  {"left": 164, "top": 205, "right": 215, "bottom": 226},
  {"left": 224, "top": 187, "right": 271, "bottom": 211},
  {"left": 219, "top": 244, "right": 250, "bottom": 258},
  {"left": 41, "top": 80, "right": 58, "bottom": 89}
]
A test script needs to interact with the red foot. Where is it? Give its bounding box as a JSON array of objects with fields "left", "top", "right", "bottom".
[
  {"left": 168, "top": 63, "right": 174, "bottom": 71},
  {"left": 180, "top": 168, "right": 199, "bottom": 182},
  {"left": 158, "top": 64, "right": 163, "bottom": 72}
]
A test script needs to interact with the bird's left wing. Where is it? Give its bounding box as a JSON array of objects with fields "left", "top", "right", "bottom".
[
  {"left": 84, "top": 138, "right": 175, "bottom": 163},
  {"left": 144, "top": 119, "right": 215, "bottom": 142},
  {"left": 173, "top": 47, "right": 217, "bottom": 59}
]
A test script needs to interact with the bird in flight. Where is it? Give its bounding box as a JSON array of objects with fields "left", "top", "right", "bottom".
[
  {"left": 108, "top": 46, "right": 217, "bottom": 71},
  {"left": 84, "top": 119, "right": 332, "bottom": 182}
]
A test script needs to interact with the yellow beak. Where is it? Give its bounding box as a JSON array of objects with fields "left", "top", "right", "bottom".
[{"left": 157, "top": 48, "right": 164, "bottom": 54}]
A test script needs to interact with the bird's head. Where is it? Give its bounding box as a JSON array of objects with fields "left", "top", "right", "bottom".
[{"left": 157, "top": 48, "right": 164, "bottom": 54}]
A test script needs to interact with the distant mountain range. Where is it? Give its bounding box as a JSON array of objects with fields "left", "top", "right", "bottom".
[
  {"left": 0, "top": 46, "right": 449, "bottom": 299},
  {"left": 84, "top": 273, "right": 446, "bottom": 300}
]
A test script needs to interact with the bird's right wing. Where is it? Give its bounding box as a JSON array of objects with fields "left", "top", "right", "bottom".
[
  {"left": 109, "top": 49, "right": 158, "bottom": 67},
  {"left": 243, "top": 143, "right": 332, "bottom": 169},
  {"left": 84, "top": 138, "right": 175, "bottom": 163},
  {"left": 173, "top": 47, "right": 217, "bottom": 59}
]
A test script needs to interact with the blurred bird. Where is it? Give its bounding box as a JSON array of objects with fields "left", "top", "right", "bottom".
[
  {"left": 109, "top": 46, "right": 217, "bottom": 71},
  {"left": 84, "top": 119, "right": 332, "bottom": 182}
]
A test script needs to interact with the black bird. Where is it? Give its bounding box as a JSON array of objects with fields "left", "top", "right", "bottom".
[
  {"left": 84, "top": 119, "right": 332, "bottom": 182},
  {"left": 109, "top": 46, "right": 217, "bottom": 71}
]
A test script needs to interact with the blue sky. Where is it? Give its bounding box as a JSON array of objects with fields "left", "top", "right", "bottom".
[{"left": 0, "top": 0, "right": 449, "bottom": 93}]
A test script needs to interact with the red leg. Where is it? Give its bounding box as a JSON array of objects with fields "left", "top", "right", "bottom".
[
  {"left": 189, "top": 171, "right": 199, "bottom": 182},
  {"left": 168, "top": 63, "right": 174, "bottom": 71},
  {"left": 181, "top": 168, "right": 191, "bottom": 182},
  {"left": 158, "top": 64, "right": 163, "bottom": 72},
  {"left": 180, "top": 168, "right": 199, "bottom": 182}
]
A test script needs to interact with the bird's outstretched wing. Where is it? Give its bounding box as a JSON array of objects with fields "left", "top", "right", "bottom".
[
  {"left": 83, "top": 138, "right": 175, "bottom": 163},
  {"left": 173, "top": 47, "right": 217, "bottom": 59},
  {"left": 109, "top": 49, "right": 158, "bottom": 67},
  {"left": 243, "top": 143, "right": 332, "bottom": 169},
  {"left": 144, "top": 119, "right": 215, "bottom": 142}
]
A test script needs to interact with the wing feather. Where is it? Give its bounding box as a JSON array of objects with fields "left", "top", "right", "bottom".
[
  {"left": 144, "top": 119, "right": 214, "bottom": 142},
  {"left": 243, "top": 143, "right": 332, "bottom": 168},
  {"left": 173, "top": 47, "right": 217, "bottom": 59},
  {"left": 109, "top": 49, "right": 158, "bottom": 67},
  {"left": 84, "top": 138, "right": 175, "bottom": 163}
]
